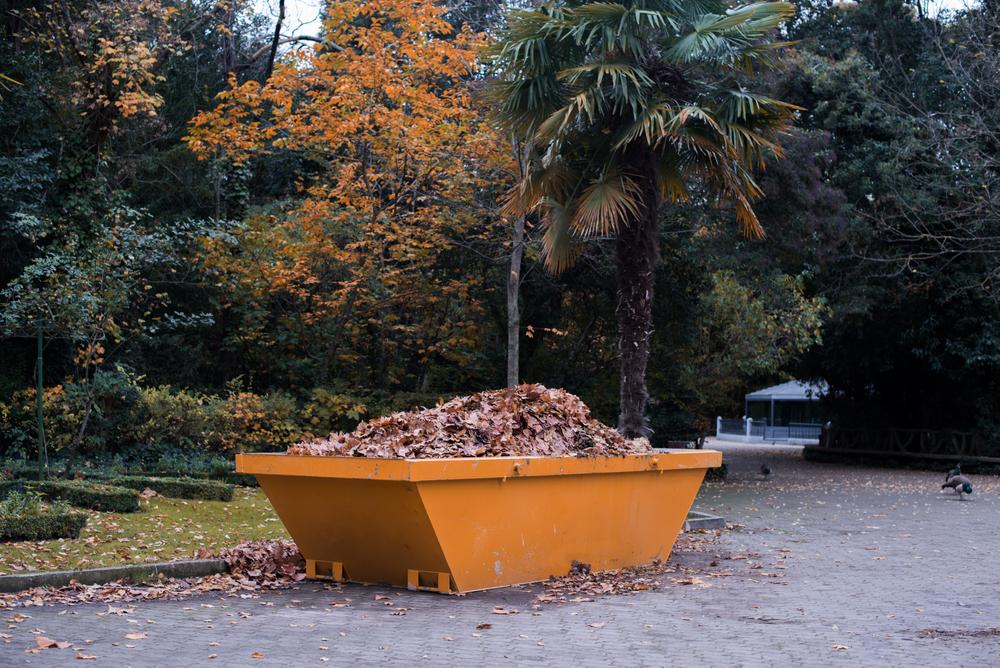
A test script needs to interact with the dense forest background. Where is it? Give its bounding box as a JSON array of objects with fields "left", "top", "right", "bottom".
[{"left": 1, "top": 0, "right": 999, "bottom": 464}]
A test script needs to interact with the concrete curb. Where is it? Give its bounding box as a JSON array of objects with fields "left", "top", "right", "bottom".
[
  {"left": 684, "top": 511, "right": 726, "bottom": 531},
  {"left": 0, "top": 558, "right": 228, "bottom": 594}
]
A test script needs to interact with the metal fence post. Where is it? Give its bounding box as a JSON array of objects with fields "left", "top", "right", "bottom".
[
  {"left": 716, "top": 416, "right": 722, "bottom": 438},
  {"left": 746, "top": 417, "right": 753, "bottom": 439}
]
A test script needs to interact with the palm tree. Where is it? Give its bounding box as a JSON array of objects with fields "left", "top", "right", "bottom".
[{"left": 490, "top": 0, "right": 799, "bottom": 437}]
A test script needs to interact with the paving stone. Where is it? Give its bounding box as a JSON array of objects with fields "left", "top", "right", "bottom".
[{"left": 2, "top": 442, "right": 997, "bottom": 666}]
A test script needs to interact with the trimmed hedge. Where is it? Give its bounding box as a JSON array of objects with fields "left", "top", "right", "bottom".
[
  {"left": 0, "top": 480, "right": 26, "bottom": 498},
  {"left": 28, "top": 481, "right": 141, "bottom": 513},
  {"left": 222, "top": 471, "right": 259, "bottom": 487},
  {"left": 2, "top": 466, "right": 45, "bottom": 481},
  {"left": 3, "top": 460, "right": 261, "bottom": 487},
  {"left": 107, "top": 476, "right": 234, "bottom": 501},
  {"left": 0, "top": 511, "right": 88, "bottom": 541}
]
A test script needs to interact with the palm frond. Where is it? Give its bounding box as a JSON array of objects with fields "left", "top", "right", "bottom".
[
  {"left": 613, "top": 100, "right": 678, "bottom": 149},
  {"left": 665, "top": 2, "right": 796, "bottom": 67},
  {"left": 505, "top": 149, "right": 574, "bottom": 215},
  {"left": 570, "top": 168, "right": 644, "bottom": 236},
  {"left": 655, "top": 151, "right": 690, "bottom": 203},
  {"left": 490, "top": 0, "right": 799, "bottom": 267},
  {"left": 557, "top": 59, "right": 652, "bottom": 118},
  {"left": 735, "top": 192, "right": 764, "bottom": 239},
  {"left": 541, "top": 200, "right": 584, "bottom": 273},
  {"left": 535, "top": 85, "right": 607, "bottom": 140}
]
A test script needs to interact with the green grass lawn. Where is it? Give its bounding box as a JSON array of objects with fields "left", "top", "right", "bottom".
[{"left": 0, "top": 487, "right": 287, "bottom": 575}]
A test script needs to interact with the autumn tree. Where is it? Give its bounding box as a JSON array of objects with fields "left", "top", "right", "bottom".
[
  {"left": 186, "top": 0, "right": 511, "bottom": 390},
  {"left": 13, "top": 0, "right": 191, "bottom": 159}
]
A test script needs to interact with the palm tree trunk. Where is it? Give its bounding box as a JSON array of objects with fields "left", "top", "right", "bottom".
[
  {"left": 506, "top": 214, "right": 525, "bottom": 387},
  {"left": 616, "top": 200, "right": 659, "bottom": 438}
]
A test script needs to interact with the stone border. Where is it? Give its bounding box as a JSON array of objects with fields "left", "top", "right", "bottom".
[
  {"left": 684, "top": 511, "right": 725, "bottom": 531},
  {"left": 0, "top": 558, "right": 228, "bottom": 594}
]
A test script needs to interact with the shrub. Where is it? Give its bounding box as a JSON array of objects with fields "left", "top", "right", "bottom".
[
  {"left": 0, "top": 369, "right": 142, "bottom": 458},
  {"left": 28, "top": 480, "right": 141, "bottom": 513},
  {"left": 1, "top": 463, "right": 57, "bottom": 481},
  {"left": 208, "top": 387, "right": 301, "bottom": 452},
  {"left": 222, "top": 471, "right": 259, "bottom": 487},
  {"left": 301, "top": 388, "right": 367, "bottom": 437},
  {"left": 1, "top": 385, "right": 82, "bottom": 457},
  {"left": 0, "top": 511, "right": 89, "bottom": 541},
  {"left": 0, "top": 491, "right": 88, "bottom": 541},
  {"left": 107, "top": 475, "right": 234, "bottom": 501},
  {"left": 0, "top": 479, "right": 26, "bottom": 498},
  {"left": 0, "top": 489, "right": 45, "bottom": 516},
  {"left": 131, "top": 385, "right": 212, "bottom": 450},
  {"left": 147, "top": 450, "right": 230, "bottom": 479},
  {"left": 648, "top": 410, "right": 702, "bottom": 449},
  {"left": 360, "top": 390, "right": 447, "bottom": 418},
  {"left": 0, "top": 376, "right": 423, "bottom": 463}
]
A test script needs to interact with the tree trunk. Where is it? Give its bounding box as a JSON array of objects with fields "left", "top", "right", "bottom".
[
  {"left": 616, "top": 199, "right": 660, "bottom": 438},
  {"left": 506, "top": 214, "right": 526, "bottom": 387},
  {"left": 62, "top": 387, "right": 96, "bottom": 479},
  {"left": 264, "top": 0, "right": 286, "bottom": 82}
]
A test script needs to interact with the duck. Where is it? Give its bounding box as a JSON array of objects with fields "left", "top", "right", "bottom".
[{"left": 942, "top": 474, "right": 973, "bottom": 498}]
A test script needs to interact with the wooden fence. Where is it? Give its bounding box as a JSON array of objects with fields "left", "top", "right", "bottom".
[{"left": 815, "top": 426, "right": 999, "bottom": 462}]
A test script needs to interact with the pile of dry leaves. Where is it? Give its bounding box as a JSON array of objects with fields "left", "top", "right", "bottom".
[
  {"left": 532, "top": 533, "right": 727, "bottom": 604},
  {"left": 218, "top": 539, "right": 304, "bottom": 584},
  {"left": 533, "top": 560, "right": 671, "bottom": 604},
  {"left": 0, "top": 541, "right": 306, "bottom": 609},
  {"left": 289, "top": 384, "right": 651, "bottom": 459}
]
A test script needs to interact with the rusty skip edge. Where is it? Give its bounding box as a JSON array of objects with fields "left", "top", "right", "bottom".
[{"left": 236, "top": 450, "right": 723, "bottom": 482}]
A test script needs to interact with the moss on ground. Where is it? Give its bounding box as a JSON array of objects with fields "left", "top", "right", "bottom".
[{"left": 0, "top": 487, "right": 286, "bottom": 575}]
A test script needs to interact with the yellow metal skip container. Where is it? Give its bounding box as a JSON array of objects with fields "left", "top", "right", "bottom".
[{"left": 236, "top": 450, "right": 721, "bottom": 593}]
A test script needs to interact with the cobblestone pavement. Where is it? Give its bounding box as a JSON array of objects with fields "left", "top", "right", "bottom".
[{"left": 4, "top": 443, "right": 999, "bottom": 666}]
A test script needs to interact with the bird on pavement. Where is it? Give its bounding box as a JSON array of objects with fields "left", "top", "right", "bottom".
[
  {"left": 942, "top": 474, "right": 973, "bottom": 498},
  {"left": 759, "top": 463, "right": 771, "bottom": 477}
]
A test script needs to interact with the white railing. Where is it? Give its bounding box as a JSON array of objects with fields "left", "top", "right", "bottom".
[{"left": 716, "top": 417, "right": 823, "bottom": 443}]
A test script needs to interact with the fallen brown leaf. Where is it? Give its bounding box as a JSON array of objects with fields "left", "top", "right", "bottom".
[
  {"left": 288, "top": 384, "right": 652, "bottom": 459},
  {"left": 35, "top": 636, "right": 72, "bottom": 650}
]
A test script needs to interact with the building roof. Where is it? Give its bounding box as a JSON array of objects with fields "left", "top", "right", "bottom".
[{"left": 745, "top": 380, "right": 827, "bottom": 402}]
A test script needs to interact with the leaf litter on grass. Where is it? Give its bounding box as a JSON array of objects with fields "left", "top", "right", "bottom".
[
  {"left": 0, "top": 488, "right": 286, "bottom": 575},
  {"left": 0, "top": 540, "right": 305, "bottom": 609}
]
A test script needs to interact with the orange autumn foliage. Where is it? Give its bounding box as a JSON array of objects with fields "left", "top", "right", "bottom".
[
  {"left": 185, "top": 0, "right": 511, "bottom": 386},
  {"left": 16, "top": 0, "right": 189, "bottom": 151}
]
